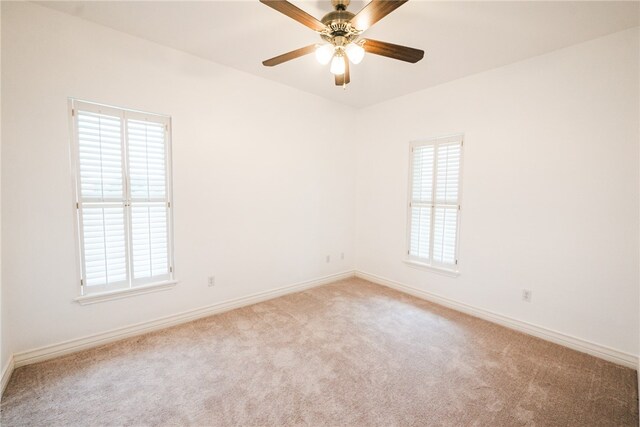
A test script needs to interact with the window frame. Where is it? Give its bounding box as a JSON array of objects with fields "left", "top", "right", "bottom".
[
  {"left": 69, "top": 99, "right": 175, "bottom": 298},
  {"left": 406, "top": 134, "right": 464, "bottom": 275}
]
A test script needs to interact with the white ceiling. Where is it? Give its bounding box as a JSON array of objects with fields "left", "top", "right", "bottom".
[{"left": 38, "top": 1, "right": 639, "bottom": 108}]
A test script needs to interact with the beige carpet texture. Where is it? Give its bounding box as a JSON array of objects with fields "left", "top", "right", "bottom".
[{"left": 1, "top": 278, "right": 638, "bottom": 426}]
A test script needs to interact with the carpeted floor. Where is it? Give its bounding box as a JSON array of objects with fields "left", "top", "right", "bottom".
[{"left": 1, "top": 278, "right": 638, "bottom": 426}]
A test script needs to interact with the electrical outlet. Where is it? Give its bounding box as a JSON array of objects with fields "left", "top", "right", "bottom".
[
  {"left": 208, "top": 276, "right": 215, "bottom": 287},
  {"left": 341, "top": 252, "right": 345, "bottom": 260},
  {"left": 522, "top": 289, "right": 532, "bottom": 302},
  {"left": 326, "top": 255, "right": 331, "bottom": 263}
]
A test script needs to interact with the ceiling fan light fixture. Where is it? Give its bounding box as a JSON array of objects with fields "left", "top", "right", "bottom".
[
  {"left": 345, "top": 42, "right": 365, "bottom": 64},
  {"left": 330, "top": 53, "right": 346, "bottom": 75},
  {"left": 315, "top": 44, "right": 334, "bottom": 65},
  {"left": 260, "top": 0, "right": 424, "bottom": 86}
]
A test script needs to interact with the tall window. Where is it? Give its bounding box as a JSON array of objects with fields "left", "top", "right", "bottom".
[
  {"left": 407, "top": 135, "right": 463, "bottom": 271},
  {"left": 70, "top": 100, "right": 174, "bottom": 295}
]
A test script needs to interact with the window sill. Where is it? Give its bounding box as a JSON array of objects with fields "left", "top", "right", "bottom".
[
  {"left": 403, "top": 260, "right": 460, "bottom": 277},
  {"left": 74, "top": 280, "right": 178, "bottom": 305}
]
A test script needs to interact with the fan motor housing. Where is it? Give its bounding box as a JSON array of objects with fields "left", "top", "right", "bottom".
[
  {"left": 320, "top": 9, "right": 359, "bottom": 44},
  {"left": 321, "top": 10, "right": 354, "bottom": 25}
]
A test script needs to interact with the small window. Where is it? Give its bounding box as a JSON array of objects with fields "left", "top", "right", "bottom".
[
  {"left": 70, "top": 99, "right": 174, "bottom": 295},
  {"left": 407, "top": 135, "right": 463, "bottom": 271}
]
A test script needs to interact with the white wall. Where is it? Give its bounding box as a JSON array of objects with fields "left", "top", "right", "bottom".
[
  {"left": 355, "top": 27, "right": 640, "bottom": 357},
  {"left": 1, "top": 2, "right": 356, "bottom": 357}
]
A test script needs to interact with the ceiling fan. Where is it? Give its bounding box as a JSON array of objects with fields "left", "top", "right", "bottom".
[{"left": 260, "top": 0, "right": 424, "bottom": 87}]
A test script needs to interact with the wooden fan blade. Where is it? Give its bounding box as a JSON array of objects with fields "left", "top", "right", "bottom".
[
  {"left": 260, "top": 0, "right": 325, "bottom": 32},
  {"left": 350, "top": 0, "right": 408, "bottom": 32},
  {"left": 334, "top": 56, "right": 351, "bottom": 86},
  {"left": 262, "top": 45, "right": 317, "bottom": 67},
  {"left": 361, "top": 38, "right": 424, "bottom": 63}
]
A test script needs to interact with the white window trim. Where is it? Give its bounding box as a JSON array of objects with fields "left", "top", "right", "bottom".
[
  {"left": 405, "top": 133, "right": 464, "bottom": 275},
  {"left": 74, "top": 280, "right": 178, "bottom": 305},
  {"left": 403, "top": 259, "right": 460, "bottom": 277},
  {"left": 69, "top": 99, "right": 176, "bottom": 302}
]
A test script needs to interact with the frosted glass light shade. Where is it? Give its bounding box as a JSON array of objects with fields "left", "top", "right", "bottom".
[
  {"left": 330, "top": 54, "right": 345, "bottom": 75},
  {"left": 315, "top": 44, "right": 334, "bottom": 65},
  {"left": 345, "top": 43, "right": 365, "bottom": 64}
]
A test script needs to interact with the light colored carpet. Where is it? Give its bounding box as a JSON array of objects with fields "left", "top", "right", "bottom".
[{"left": 1, "top": 278, "right": 638, "bottom": 426}]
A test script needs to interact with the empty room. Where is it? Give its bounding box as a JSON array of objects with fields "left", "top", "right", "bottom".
[{"left": 0, "top": 0, "right": 639, "bottom": 425}]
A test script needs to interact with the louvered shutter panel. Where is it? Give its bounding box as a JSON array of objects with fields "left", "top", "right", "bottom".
[
  {"left": 77, "top": 111, "right": 123, "bottom": 200},
  {"left": 433, "top": 142, "right": 461, "bottom": 266},
  {"left": 128, "top": 120, "right": 167, "bottom": 200},
  {"left": 127, "top": 119, "right": 170, "bottom": 284},
  {"left": 81, "top": 207, "right": 127, "bottom": 286},
  {"left": 409, "top": 145, "right": 434, "bottom": 259},
  {"left": 432, "top": 206, "right": 458, "bottom": 265},
  {"left": 76, "top": 109, "right": 128, "bottom": 289},
  {"left": 435, "top": 143, "right": 460, "bottom": 205}
]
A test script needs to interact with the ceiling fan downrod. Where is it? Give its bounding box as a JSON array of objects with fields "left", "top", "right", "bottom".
[{"left": 332, "top": 0, "right": 350, "bottom": 11}]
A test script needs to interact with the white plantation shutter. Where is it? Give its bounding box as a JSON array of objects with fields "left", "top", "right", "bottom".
[
  {"left": 127, "top": 120, "right": 167, "bottom": 200},
  {"left": 77, "top": 111, "right": 123, "bottom": 200},
  {"left": 132, "top": 206, "right": 169, "bottom": 281},
  {"left": 411, "top": 145, "right": 434, "bottom": 202},
  {"left": 410, "top": 207, "right": 431, "bottom": 259},
  {"left": 409, "top": 145, "right": 434, "bottom": 259},
  {"left": 433, "top": 142, "right": 461, "bottom": 265},
  {"left": 408, "top": 135, "right": 463, "bottom": 269},
  {"left": 433, "top": 207, "right": 458, "bottom": 264},
  {"left": 76, "top": 106, "right": 128, "bottom": 292},
  {"left": 81, "top": 206, "right": 128, "bottom": 286},
  {"left": 72, "top": 100, "right": 173, "bottom": 294},
  {"left": 435, "top": 143, "right": 460, "bottom": 204},
  {"left": 127, "top": 119, "right": 170, "bottom": 284}
]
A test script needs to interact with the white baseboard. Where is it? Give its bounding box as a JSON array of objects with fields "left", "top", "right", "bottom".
[
  {"left": 1, "top": 354, "right": 15, "bottom": 398},
  {"left": 10, "top": 269, "right": 636, "bottom": 379},
  {"left": 13, "top": 270, "right": 355, "bottom": 369},
  {"left": 355, "top": 270, "right": 638, "bottom": 370}
]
